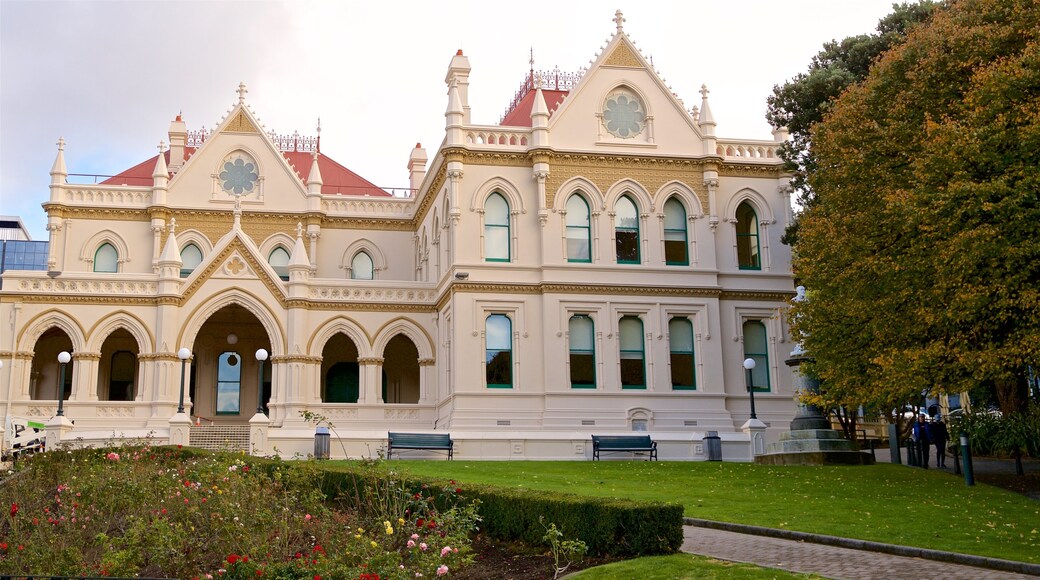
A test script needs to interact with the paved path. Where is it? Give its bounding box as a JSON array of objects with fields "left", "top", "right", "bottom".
[{"left": 681, "top": 526, "right": 1037, "bottom": 579}]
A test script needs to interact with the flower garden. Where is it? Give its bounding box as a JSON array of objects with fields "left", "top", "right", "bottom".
[{"left": 0, "top": 445, "right": 479, "bottom": 578}]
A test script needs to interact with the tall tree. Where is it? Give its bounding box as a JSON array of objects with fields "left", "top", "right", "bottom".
[
  {"left": 766, "top": 1, "right": 937, "bottom": 245},
  {"left": 792, "top": 0, "right": 1040, "bottom": 421}
]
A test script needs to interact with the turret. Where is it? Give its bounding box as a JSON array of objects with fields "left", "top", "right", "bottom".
[
  {"left": 152, "top": 141, "right": 169, "bottom": 205},
  {"left": 530, "top": 83, "right": 550, "bottom": 148},
  {"left": 444, "top": 49, "right": 471, "bottom": 123},
  {"left": 287, "top": 223, "right": 311, "bottom": 296},
  {"left": 698, "top": 84, "right": 717, "bottom": 156},
  {"left": 49, "top": 137, "right": 68, "bottom": 202},
  {"left": 445, "top": 81, "right": 464, "bottom": 146},
  {"left": 157, "top": 218, "right": 182, "bottom": 284}
]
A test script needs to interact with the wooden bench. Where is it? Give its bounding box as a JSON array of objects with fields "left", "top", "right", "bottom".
[
  {"left": 591, "top": 434, "right": 657, "bottom": 461},
  {"left": 387, "top": 432, "right": 454, "bottom": 460}
]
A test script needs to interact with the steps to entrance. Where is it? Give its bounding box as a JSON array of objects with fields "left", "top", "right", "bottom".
[{"left": 188, "top": 425, "right": 250, "bottom": 452}]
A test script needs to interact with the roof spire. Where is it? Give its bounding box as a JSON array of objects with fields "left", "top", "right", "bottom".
[
  {"left": 237, "top": 82, "right": 248, "bottom": 104},
  {"left": 50, "top": 137, "right": 68, "bottom": 180},
  {"left": 613, "top": 9, "right": 625, "bottom": 33},
  {"left": 153, "top": 140, "right": 169, "bottom": 180}
]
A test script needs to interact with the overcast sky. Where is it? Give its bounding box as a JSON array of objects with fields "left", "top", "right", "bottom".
[{"left": 1, "top": 0, "right": 897, "bottom": 240}]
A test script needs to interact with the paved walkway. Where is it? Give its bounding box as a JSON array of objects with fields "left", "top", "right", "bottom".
[{"left": 681, "top": 525, "right": 1037, "bottom": 579}]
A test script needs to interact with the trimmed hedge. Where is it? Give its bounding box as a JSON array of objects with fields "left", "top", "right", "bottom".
[{"left": 315, "top": 464, "right": 683, "bottom": 557}]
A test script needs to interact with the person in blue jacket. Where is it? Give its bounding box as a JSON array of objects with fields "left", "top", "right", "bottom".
[{"left": 913, "top": 416, "right": 931, "bottom": 468}]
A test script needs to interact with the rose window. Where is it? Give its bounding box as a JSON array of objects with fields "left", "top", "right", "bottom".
[
  {"left": 603, "top": 90, "right": 646, "bottom": 138},
  {"left": 219, "top": 154, "right": 259, "bottom": 194}
]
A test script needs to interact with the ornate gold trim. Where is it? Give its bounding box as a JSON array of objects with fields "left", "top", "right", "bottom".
[
  {"left": 179, "top": 237, "right": 288, "bottom": 309},
  {"left": 271, "top": 354, "right": 322, "bottom": 364},
  {"left": 604, "top": 42, "right": 642, "bottom": 68},
  {"left": 720, "top": 290, "right": 796, "bottom": 301},
  {"left": 224, "top": 111, "right": 259, "bottom": 134},
  {"left": 718, "top": 163, "right": 784, "bottom": 178}
]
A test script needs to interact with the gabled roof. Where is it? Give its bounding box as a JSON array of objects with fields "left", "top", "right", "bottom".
[
  {"left": 500, "top": 88, "right": 568, "bottom": 127},
  {"left": 101, "top": 149, "right": 389, "bottom": 196}
]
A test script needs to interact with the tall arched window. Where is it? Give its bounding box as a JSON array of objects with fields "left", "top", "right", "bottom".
[
  {"left": 566, "top": 194, "right": 591, "bottom": 262},
  {"left": 484, "top": 193, "right": 510, "bottom": 262},
  {"left": 736, "top": 202, "right": 761, "bottom": 270},
  {"left": 108, "top": 350, "right": 137, "bottom": 401},
  {"left": 268, "top": 247, "right": 290, "bottom": 281},
  {"left": 351, "top": 251, "right": 374, "bottom": 280},
  {"left": 663, "top": 198, "right": 688, "bottom": 266},
  {"left": 569, "top": 315, "right": 595, "bottom": 388},
  {"left": 619, "top": 316, "right": 645, "bottom": 389},
  {"left": 94, "top": 243, "right": 118, "bottom": 273},
  {"left": 216, "top": 351, "right": 242, "bottom": 415},
  {"left": 742, "top": 320, "right": 770, "bottom": 391},
  {"left": 669, "top": 318, "right": 695, "bottom": 390},
  {"left": 615, "top": 195, "right": 640, "bottom": 264},
  {"left": 180, "top": 243, "right": 203, "bottom": 278},
  {"left": 485, "top": 314, "right": 512, "bottom": 388}
]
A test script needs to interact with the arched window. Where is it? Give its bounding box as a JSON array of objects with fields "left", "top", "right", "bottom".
[
  {"left": 569, "top": 315, "right": 595, "bottom": 388},
  {"left": 566, "top": 194, "right": 591, "bottom": 262},
  {"left": 736, "top": 202, "right": 761, "bottom": 270},
  {"left": 180, "top": 244, "right": 203, "bottom": 278},
  {"left": 216, "top": 351, "right": 242, "bottom": 415},
  {"left": 619, "top": 316, "right": 645, "bottom": 389},
  {"left": 484, "top": 193, "right": 510, "bottom": 262},
  {"left": 108, "top": 350, "right": 137, "bottom": 401},
  {"left": 485, "top": 314, "right": 512, "bottom": 388},
  {"left": 615, "top": 195, "right": 640, "bottom": 264},
  {"left": 663, "top": 198, "right": 688, "bottom": 266},
  {"left": 742, "top": 320, "right": 770, "bottom": 391},
  {"left": 351, "top": 251, "right": 374, "bottom": 280},
  {"left": 268, "top": 247, "right": 290, "bottom": 281},
  {"left": 669, "top": 318, "right": 695, "bottom": 390},
  {"left": 93, "top": 243, "right": 118, "bottom": 273}
]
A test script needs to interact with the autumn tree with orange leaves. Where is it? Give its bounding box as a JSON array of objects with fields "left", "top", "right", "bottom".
[{"left": 790, "top": 0, "right": 1040, "bottom": 425}]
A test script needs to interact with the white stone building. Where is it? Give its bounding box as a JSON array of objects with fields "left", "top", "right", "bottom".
[{"left": 0, "top": 13, "right": 796, "bottom": 459}]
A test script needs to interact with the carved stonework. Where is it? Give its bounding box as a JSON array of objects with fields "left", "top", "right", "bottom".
[
  {"left": 224, "top": 255, "right": 249, "bottom": 276},
  {"left": 543, "top": 154, "right": 708, "bottom": 210},
  {"left": 384, "top": 408, "right": 419, "bottom": 420},
  {"left": 224, "top": 110, "right": 259, "bottom": 133},
  {"left": 27, "top": 406, "right": 57, "bottom": 417},
  {"left": 98, "top": 405, "right": 133, "bottom": 417},
  {"left": 604, "top": 43, "right": 642, "bottom": 68},
  {"left": 720, "top": 290, "right": 796, "bottom": 301},
  {"left": 327, "top": 408, "right": 358, "bottom": 420},
  {"left": 718, "top": 163, "right": 784, "bottom": 178}
]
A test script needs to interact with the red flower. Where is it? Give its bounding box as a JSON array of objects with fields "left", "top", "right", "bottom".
[
  {"left": 314, "top": 575, "right": 321, "bottom": 580},
  {"left": 9, "top": 503, "right": 17, "bottom": 517},
  {"left": 227, "top": 554, "right": 241, "bottom": 564},
  {"left": 455, "top": 488, "right": 462, "bottom": 494},
  {"left": 416, "top": 518, "right": 424, "bottom": 527}
]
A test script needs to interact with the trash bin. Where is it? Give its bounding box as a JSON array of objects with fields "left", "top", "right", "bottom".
[
  {"left": 704, "top": 431, "right": 722, "bottom": 461},
  {"left": 314, "top": 426, "right": 330, "bottom": 460}
]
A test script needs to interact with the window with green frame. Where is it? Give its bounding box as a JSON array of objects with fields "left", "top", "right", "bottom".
[
  {"left": 566, "top": 194, "right": 591, "bottom": 262},
  {"left": 619, "top": 316, "right": 645, "bottom": 389},
  {"left": 93, "top": 243, "right": 118, "bottom": 273},
  {"left": 742, "top": 320, "right": 770, "bottom": 391},
  {"left": 669, "top": 317, "right": 695, "bottom": 389},
  {"left": 485, "top": 314, "right": 512, "bottom": 387},
  {"left": 216, "top": 351, "right": 242, "bottom": 414},
  {"left": 614, "top": 195, "right": 640, "bottom": 264},
  {"left": 736, "top": 202, "right": 761, "bottom": 270},
  {"left": 180, "top": 243, "right": 203, "bottom": 278},
  {"left": 569, "top": 315, "right": 595, "bottom": 388},
  {"left": 351, "top": 251, "right": 374, "bottom": 280},
  {"left": 484, "top": 193, "right": 510, "bottom": 262},
  {"left": 269, "top": 247, "right": 290, "bottom": 281},
  {"left": 663, "top": 198, "right": 689, "bottom": 265}
]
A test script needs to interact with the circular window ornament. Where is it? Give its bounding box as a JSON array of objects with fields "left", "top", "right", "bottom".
[
  {"left": 603, "top": 89, "right": 646, "bottom": 138},
  {"left": 219, "top": 152, "right": 259, "bottom": 194}
]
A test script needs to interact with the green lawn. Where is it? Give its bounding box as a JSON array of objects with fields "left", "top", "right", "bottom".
[
  {"left": 571, "top": 554, "right": 824, "bottom": 579},
  {"left": 364, "top": 460, "right": 1040, "bottom": 564}
]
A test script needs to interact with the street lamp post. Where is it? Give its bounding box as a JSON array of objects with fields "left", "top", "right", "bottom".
[
  {"left": 743, "top": 357, "right": 758, "bottom": 420},
  {"left": 255, "top": 349, "right": 268, "bottom": 415},
  {"left": 176, "top": 347, "right": 192, "bottom": 414},
  {"left": 56, "top": 351, "right": 71, "bottom": 417}
]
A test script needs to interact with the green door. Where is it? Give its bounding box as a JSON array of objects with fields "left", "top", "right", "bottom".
[{"left": 326, "top": 362, "right": 359, "bottom": 403}]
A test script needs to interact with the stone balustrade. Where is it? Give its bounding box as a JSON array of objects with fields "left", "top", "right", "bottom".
[
  {"left": 465, "top": 127, "right": 530, "bottom": 149},
  {"left": 62, "top": 185, "right": 152, "bottom": 206},
  {"left": 716, "top": 140, "right": 781, "bottom": 162}
]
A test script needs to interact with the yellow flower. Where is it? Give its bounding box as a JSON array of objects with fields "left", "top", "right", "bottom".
[
  {"left": 385, "top": 526, "right": 394, "bottom": 535},
  {"left": 398, "top": 518, "right": 405, "bottom": 525},
  {"left": 370, "top": 540, "right": 378, "bottom": 547}
]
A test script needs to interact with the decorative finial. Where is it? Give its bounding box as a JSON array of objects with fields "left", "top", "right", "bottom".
[
  {"left": 700, "top": 84, "right": 710, "bottom": 99},
  {"left": 237, "top": 82, "right": 248, "bottom": 104},
  {"left": 529, "top": 47, "right": 534, "bottom": 71},
  {"left": 316, "top": 117, "right": 322, "bottom": 135},
  {"left": 296, "top": 222, "right": 304, "bottom": 238},
  {"left": 158, "top": 140, "right": 166, "bottom": 153},
  {"left": 613, "top": 9, "right": 625, "bottom": 33},
  {"left": 169, "top": 217, "right": 177, "bottom": 235},
  {"left": 57, "top": 137, "right": 65, "bottom": 151}
]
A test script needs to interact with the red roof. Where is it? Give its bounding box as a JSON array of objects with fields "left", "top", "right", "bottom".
[
  {"left": 101, "top": 148, "right": 390, "bottom": 196},
  {"left": 499, "top": 89, "right": 567, "bottom": 127}
]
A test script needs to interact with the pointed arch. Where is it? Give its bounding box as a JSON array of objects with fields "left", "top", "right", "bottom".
[
  {"left": 340, "top": 238, "right": 387, "bottom": 278},
  {"left": 371, "top": 317, "right": 434, "bottom": 361},
  {"left": 86, "top": 311, "right": 153, "bottom": 353},
  {"left": 469, "top": 177, "right": 526, "bottom": 214},
  {"left": 308, "top": 317, "right": 373, "bottom": 359},
  {"left": 599, "top": 82, "right": 655, "bottom": 119},
  {"left": 553, "top": 176, "right": 605, "bottom": 212},
  {"left": 80, "top": 229, "right": 131, "bottom": 269},
  {"left": 176, "top": 229, "right": 214, "bottom": 256},
  {"left": 18, "top": 309, "right": 87, "bottom": 353},
  {"left": 258, "top": 233, "right": 296, "bottom": 260},
  {"left": 653, "top": 181, "right": 703, "bottom": 216},
  {"left": 723, "top": 188, "right": 775, "bottom": 224},
  {"left": 178, "top": 290, "right": 286, "bottom": 355},
  {"left": 604, "top": 179, "right": 653, "bottom": 212}
]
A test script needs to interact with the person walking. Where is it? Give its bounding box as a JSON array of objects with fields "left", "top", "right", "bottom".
[
  {"left": 930, "top": 418, "right": 950, "bottom": 468},
  {"left": 914, "top": 416, "right": 931, "bottom": 468}
]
